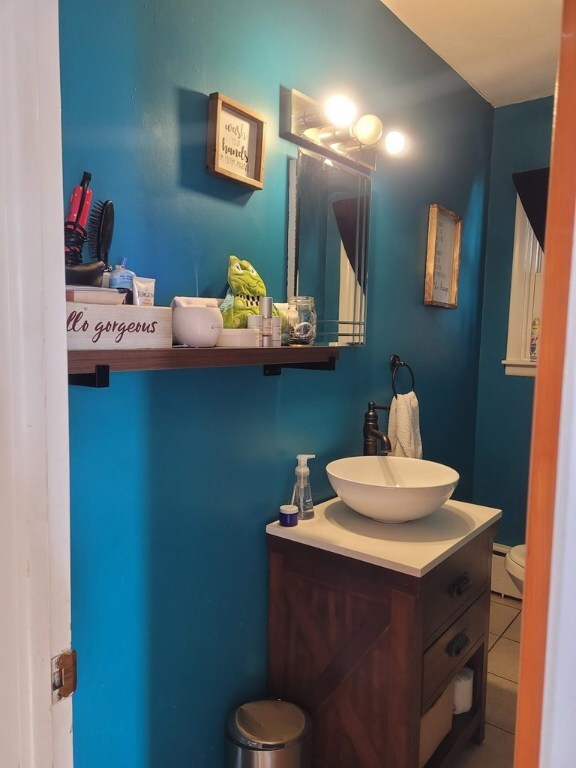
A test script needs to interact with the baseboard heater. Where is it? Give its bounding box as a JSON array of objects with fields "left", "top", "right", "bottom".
[{"left": 491, "top": 544, "right": 522, "bottom": 600}]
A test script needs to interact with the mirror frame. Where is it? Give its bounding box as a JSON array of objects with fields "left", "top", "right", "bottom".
[{"left": 287, "top": 149, "right": 370, "bottom": 346}]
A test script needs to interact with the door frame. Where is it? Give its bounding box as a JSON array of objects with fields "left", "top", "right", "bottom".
[
  {"left": 514, "top": 0, "right": 576, "bottom": 764},
  {"left": 0, "top": 0, "right": 72, "bottom": 765},
  {"left": 1, "top": 0, "right": 572, "bottom": 765}
]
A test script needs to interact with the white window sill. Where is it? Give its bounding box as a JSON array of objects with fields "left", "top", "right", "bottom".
[{"left": 502, "top": 359, "right": 537, "bottom": 377}]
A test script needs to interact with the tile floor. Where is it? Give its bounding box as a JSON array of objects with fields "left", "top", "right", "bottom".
[{"left": 456, "top": 593, "right": 522, "bottom": 767}]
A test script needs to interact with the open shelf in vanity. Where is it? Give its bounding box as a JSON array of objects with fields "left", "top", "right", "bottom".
[{"left": 266, "top": 497, "right": 501, "bottom": 768}]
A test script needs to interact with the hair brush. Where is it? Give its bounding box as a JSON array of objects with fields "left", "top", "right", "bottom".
[{"left": 87, "top": 199, "right": 115, "bottom": 266}]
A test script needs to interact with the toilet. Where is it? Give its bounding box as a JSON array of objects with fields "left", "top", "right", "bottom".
[{"left": 505, "top": 544, "right": 526, "bottom": 594}]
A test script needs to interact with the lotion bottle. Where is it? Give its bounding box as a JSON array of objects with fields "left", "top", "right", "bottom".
[
  {"left": 109, "top": 258, "right": 136, "bottom": 302},
  {"left": 259, "top": 296, "right": 273, "bottom": 348},
  {"left": 291, "top": 454, "right": 315, "bottom": 520}
]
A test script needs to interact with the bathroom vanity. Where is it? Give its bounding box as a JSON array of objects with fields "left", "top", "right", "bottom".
[{"left": 266, "top": 497, "right": 501, "bottom": 768}]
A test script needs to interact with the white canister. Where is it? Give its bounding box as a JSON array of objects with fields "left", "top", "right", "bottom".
[{"left": 172, "top": 305, "right": 223, "bottom": 347}]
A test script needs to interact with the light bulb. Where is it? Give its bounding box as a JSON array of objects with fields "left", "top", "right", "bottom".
[
  {"left": 352, "top": 114, "right": 383, "bottom": 146},
  {"left": 384, "top": 130, "right": 406, "bottom": 156},
  {"left": 324, "top": 95, "right": 357, "bottom": 128}
]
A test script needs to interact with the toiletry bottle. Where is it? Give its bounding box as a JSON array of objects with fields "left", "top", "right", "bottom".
[
  {"left": 109, "top": 258, "right": 136, "bottom": 302},
  {"left": 247, "top": 314, "right": 263, "bottom": 345},
  {"left": 291, "top": 454, "right": 316, "bottom": 520},
  {"left": 259, "top": 296, "right": 273, "bottom": 348},
  {"left": 272, "top": 316, "right": 282, "bottom": 347},
  {"left": 279, "top": 504, "right": 299, "bottom": 527}
]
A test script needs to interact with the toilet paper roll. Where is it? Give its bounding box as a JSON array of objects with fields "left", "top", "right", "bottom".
[{"left": 453, "top": 667, "right": 474, "bottom": 714}]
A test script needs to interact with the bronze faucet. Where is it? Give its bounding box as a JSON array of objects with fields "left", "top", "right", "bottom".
[{"left": 363, "top": 401, "right": 392, "bottom": 455}]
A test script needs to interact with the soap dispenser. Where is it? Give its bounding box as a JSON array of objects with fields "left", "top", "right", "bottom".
[{"left": 291, "top": 454, "right": 315, "bottom": 520}]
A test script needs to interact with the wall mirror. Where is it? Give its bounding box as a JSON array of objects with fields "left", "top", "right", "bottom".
[{"left": 287, "top": 149, "right": 370, "bottom": 345}]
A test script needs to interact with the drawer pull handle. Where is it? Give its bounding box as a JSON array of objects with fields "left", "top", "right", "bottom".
[
  {"left": 446, "top": 632, "right": 470, "bottom": 657},
  {"left": 449, "top": 573, "right": 472, "bottom": 597}
]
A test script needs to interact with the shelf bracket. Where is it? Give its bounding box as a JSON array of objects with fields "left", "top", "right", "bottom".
[
  {"left": 263, "top": 358, "right": 337, "bottom": 376},
  {"left": 68, "top": 365, "right": 110, "bottom": 388}
]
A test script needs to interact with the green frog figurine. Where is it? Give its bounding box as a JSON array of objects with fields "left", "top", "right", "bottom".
[{"left": 220, "top": 255, "right": 282, "bottom": 329}]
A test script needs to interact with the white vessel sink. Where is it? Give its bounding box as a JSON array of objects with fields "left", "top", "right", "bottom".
[{"left": 326, "top": 456, "right": 459, "bottom": 523}]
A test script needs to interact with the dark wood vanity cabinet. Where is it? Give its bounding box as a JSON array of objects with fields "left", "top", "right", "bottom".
[{"left": 267, "top": 523, "right": 498, "bottom": 768}]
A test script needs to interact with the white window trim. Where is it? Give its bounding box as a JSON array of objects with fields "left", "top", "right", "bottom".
[
  {"left": 502, "top": 358, "right": 537, "bottom": 377},
  {"left": 503, "top": 197, "right": 544, "bottom": 377}
]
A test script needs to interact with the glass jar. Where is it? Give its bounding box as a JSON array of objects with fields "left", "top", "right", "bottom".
[{"left": 286, "top": 296, "right": 317, "bottom": 346}]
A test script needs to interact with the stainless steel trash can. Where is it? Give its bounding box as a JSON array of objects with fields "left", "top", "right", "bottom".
[{"left": 226, "top": 699, "right": 311, "bottom": 768}]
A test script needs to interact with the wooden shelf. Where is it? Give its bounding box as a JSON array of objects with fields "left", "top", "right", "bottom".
[{"left": 68, "top": 345, "right": 340, "bottom": 386}]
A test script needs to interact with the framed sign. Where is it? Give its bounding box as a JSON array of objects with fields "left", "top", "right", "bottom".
[
  {"left": 206, "top": 92, "right": 266, "bottom": 190},
  {"left": 424, "top": 204, "right": 462, "bottom": 308}
]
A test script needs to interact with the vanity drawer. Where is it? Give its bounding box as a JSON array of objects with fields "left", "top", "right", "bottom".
[
  {"left": 422, "top": 526, "right": 494, "bottom": 643},
  {"left": 422, "top": 590, "right": 489, "bottom": 712}
]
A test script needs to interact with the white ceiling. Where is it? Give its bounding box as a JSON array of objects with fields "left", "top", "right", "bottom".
[{"left": 379, "top": 0, "right": 563, "bottom": 107}]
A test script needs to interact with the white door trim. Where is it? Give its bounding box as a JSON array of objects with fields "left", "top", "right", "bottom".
[
  {"left": 0, "top": 0, "right": 72, "bottom": 765},
  {"left": 540, "top": 206, "right": 576, "bottom": 765}
]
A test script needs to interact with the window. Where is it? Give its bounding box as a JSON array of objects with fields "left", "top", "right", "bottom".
[{"left": 503, "top": 197, "right": 544, "bottom": 377}]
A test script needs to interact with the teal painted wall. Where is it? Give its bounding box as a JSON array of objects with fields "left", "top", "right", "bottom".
[
  {"left": 474, "top": 97, "right": 553, "bottom": 546},
  {"left": 61, "top": 0, "right": 493, "bottom": 765}
]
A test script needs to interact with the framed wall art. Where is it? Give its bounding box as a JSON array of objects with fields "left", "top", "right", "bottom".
[
  {"left": 424, "top": 204, "right": 462, "bottom": 308},
  {"left": 206, "top": 92, "right": 266, "bottom": 190}
]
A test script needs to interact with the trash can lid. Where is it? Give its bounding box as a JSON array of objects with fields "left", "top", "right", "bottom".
[{"left": 228, "top": 700, "right": 311, "bottom": 749}]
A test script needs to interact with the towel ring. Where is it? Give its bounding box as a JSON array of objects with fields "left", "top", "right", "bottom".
[{"left": 390, "top": 354, "right": 415, "bottom": 398}]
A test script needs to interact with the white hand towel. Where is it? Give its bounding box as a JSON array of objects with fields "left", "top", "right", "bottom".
[{"left": 389, "top": 392, "right": 423, "bottom": 458}]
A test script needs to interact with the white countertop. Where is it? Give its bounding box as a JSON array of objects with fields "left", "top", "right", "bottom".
[{"left": 266, "top": 497, "right": 501, "bottom": 577}]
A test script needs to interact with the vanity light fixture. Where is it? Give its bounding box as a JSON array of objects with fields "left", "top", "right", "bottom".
[
  {"left": 324, "top": 95, "right": 358, "bottom": 128},
  {"left": 280, "top": 86, "right": 382, "bottom": 171},
  {"left": 384, "top": 130, "right": 406, "bottom": 156},
  {"left": 352, "top": 114, "right": 383, "bottom": 146},
  {"left": 318, "top": 113, "right": 383, "bottom": 152}
]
